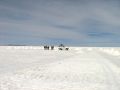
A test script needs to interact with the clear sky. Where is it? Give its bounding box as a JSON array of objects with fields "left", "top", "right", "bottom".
[{"left": 0, "top": 0, "right": 120, "bottom": 46}]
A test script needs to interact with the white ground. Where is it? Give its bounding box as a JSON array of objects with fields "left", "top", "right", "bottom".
[{"left": 0, "top": 46, "right": 120, "bottom": 90}]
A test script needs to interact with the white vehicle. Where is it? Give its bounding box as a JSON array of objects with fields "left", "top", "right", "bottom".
[{"left": 58, "top": 44, "right": 69, "bottom": 50}]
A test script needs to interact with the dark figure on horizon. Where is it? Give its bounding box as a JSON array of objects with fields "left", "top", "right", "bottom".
[
  {"left": 51, "top": 46, "right": 54, "bottom": 50},
  {"left": 44, "top": 45, "right": 49, "bottom": 50},
  {"left": 59, "top": 44, "right": 65, "bottom": 47},
  {"left": 65, "top": 48, "right": 69, "bottom": 50}
]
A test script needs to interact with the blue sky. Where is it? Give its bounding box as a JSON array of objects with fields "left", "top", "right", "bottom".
[{"left": 0, "top": 0, "right": 120, "bottom": 46}]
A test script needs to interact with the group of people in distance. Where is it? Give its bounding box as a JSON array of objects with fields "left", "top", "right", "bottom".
[
  {"left": 44, "top": 44, "right": 69, "bottom": 50},
  {"left": 44, "top": 45, "right": 54, "bottom": 50}
]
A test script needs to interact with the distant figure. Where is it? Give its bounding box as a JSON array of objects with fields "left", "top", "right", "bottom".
[
  {"left": 59, "top": 44, "right": 65, "bottom": 47},
  {"left": 65, "top": 48, "right": 69, "bottom": 50},
  {"left": 44, "top": 45, "right": 49, "bottom": 50},
  {"left": 51, "top": 46, "right": 54, "bottom": 50},
  {"left": 44, "top": 45, "right": 46, "bottom": 50},
  {"left": 47, "top": 46, "right": 49, "bottom": 50}
]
